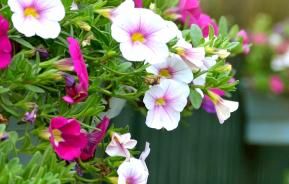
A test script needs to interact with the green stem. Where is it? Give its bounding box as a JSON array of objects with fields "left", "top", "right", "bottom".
[{"left": 75, "top": 175, "right": 103, "bottom": 183}]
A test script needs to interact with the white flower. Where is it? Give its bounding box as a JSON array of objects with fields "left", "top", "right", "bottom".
[
  {"left": 111, "top": 8, "right": 177, "bottom": 64},
  {"left": 117, "top": 142, "right": 150, "bottom": 184},
  {"left": 215, "top": 99, "right": 239, "bottom": 124},
  {"left": 8, "top": 0, "right": 65, "bottom": 39},
  {"left": 146, "top": 54, "right": 193, "bottom": 84},
  {"left": 208, "top": 91, "right": 239, "bottom": 124},
  {"left": 143, "top": 79, "right": 190, "bottom": 131},
  {"left": 105, "top": 133, "right": 137, "bottom": 158},
  {"left": 174, "top": 39, "right": 206, "bottom": 71}
]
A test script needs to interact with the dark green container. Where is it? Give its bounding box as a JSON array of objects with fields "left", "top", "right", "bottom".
[{"left": 114, "top": 91, "right": 289, "bottom": 184}]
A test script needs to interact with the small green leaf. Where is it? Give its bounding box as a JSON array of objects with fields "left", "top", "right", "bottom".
[
  {"left": 0, "top": 86, "right": 10, "bottom": 94},
  {"left": 189, "top": 90, "right": 203, "bottom": 109},
  {"left": 10, "top": 37, "right": 34, "bottom": 49},
  {"left": 24, "top": 84, "right": 45, "bottom": 93},
  {"left": 190, "top": 25, "right": 203, "bottom": 46},
  {"left": 219, "top": 16, "right": 228, "bottom": 36}
]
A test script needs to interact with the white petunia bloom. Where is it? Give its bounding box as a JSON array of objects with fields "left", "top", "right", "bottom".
[
  {"left": 174, "top": 39, "right": 206, "bottom": 71},
  {"left": 143, "top": 79, "right": 190, "bottom": 131},
  {"left": 208, "top": 90, "right": 239, "bottom": 124},
  {"left": 105, "top": 132, "right": 137, "bottom": 158},
  {"left": 111, "top": 8, "right": 177, "bottom": 64},
  {"left": 117, "top": 142, "right": 150, "bottom": 184},
  {"left": 8, "top": 0, "right": 65, "bottom": 39},
  {"left": 146, "top": 54, "right": 193, "bottom": 84}
]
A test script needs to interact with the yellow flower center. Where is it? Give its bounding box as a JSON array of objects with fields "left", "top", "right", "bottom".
[
  {"left": 159, "top": 68, "right": 172, "bottom": 78},
  {"left": 155, "top": 98, "right": 166, "bottom": 106},
  {"left": 24, "top": 7, "right": 39, "bottom": 18},
  {"left": 52, "top": 129, "right": 64, "bottom": 146},
  {"left": 131, "top": 32, "right": 145, "bottom": 43}
]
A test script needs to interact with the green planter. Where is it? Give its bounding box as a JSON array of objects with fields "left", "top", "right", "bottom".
[{"left": 243, "top": 88, "right": 289, "bottom": 145}]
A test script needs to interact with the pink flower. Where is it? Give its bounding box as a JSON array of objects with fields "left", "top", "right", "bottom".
[
  {"left": 49, "top": 117, "right": 88, "bottom": 161},
  {"left": 269, "top": 75, "right": 284, "bottom": 94},
  {"left": 63, "top": 37, "right": 89, "bottom": 104},
  {"left": 238, "top": 30, "right": 250, "bottom": 54},
  {"left": 0, "top": 15, "right": 12, "bottom": 69},
  {"left": 134, "top": 0, "right": 143, "bottom": 8},
  {"left": 80, "top": 117, "right": 110, "bottom": 161}
]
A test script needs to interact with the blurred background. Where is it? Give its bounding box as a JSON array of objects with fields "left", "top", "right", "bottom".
[{"left": 114, "top": 0, "right": 289, "bottom": 183}]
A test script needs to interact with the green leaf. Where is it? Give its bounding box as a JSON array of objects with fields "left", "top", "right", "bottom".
[
  {"left": 61, "top": 0, "right": 73, "bottom": 9},
  {"left": 190, "top": 25, "right": 203, "bottom": 46},
  {"left": 189, "top": 90, "right": 203, "bottom": 109},
  {"left": 10, "top": 37, "right": 34, "bottom": 49},
  {"left": 24, "top": 84, "right": 45, "bottom": 93},
  {"left": 218, "top": 16, "right": 228, "bottom": 36},
  {"left": 0, "top": 86, "right": 10, "bottom": 94}
]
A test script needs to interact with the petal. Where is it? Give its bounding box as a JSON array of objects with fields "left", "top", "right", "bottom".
[
  {"left": 8, "top": 0, "right": 25, "bottom": 13},
  {"left": 119, "top": 42, "right": 147, "bottom": 61},
  {"left": 50, "top": 117, "right": 68, "bottom": 129},
  {"left": 38, "top": 0, "right": 65, "bottom": 21},
  {"left": 167, "top": 55, "right": 193, "bottom": 83},
  {"left": 161, "top": 79, "right": 190, "bottom": 100},
  {"left": 105, "top": 144, "right": 129, "bottom": 157},
  {"left": 222, "top": 99, "right": 239, "bottom": 112},
  {"left": 145, "top": 106, "right": 180, "bottom": 131},
  {"left": 54, "top": 144, "right": 82, "bottom": 161},
  {"left": 144, "top": 41, "right": 169, "bottom": 64},
  {"left": 145, "top": 109, "right": 163, "bottom": 130},
  {"left": 12, "top": 15, "right": 37, "bottom": 37},
  {"left": 143, "top": 85, "right": 165, "bottom": 110},
  {"left": 62, "top": 133, "right": 88, "bottom": 149},
  {"left": 124, "top": 140, "right": 137, "bottom": 149},
  {"left": 193, "top": 73, "right": 207, "bottom": 86},
  {"left": 59, "top": 119, "right": 81, "bottom": 135},
  {"left": 215, "top": 103, "right": 231, "bottom": 124},
  {"left": 0, "top": 52, "right": 11, "bottom": 69},
  {"left": 35, "top": 19, "right": 61, "bottom": 39},
  {"left": 139, "top": 142, "right": 150, "bottom": 162},
  {"left": 111, "top": 23, "right": 131, "bottom": 43}
]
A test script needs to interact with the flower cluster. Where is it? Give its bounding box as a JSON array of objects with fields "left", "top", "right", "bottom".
[
  {"left": 0, "top": 0, "right": 245, "bottom": 183},
  {"left": 244, "top": 14, "right": 289, "bottom": 95}
]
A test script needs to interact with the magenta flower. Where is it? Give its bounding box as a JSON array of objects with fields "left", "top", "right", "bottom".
[
  {"left": 177, "top": 0, "right": 218, "bottom": 37},
  {"left": 0, "top": 15, "right": 12, "bottom": 69},
  {"left": 80, "top": 117, "right": 110, "bottom": 161},
  {"left": 63, "top": 37, "right": 89, "bottom": 104},
  {"left": 178, "top": 0, "right": 201, "bottom": 24},
  {"left": 134, "top": 0, "right": 143, "bottom": 8},
  {"left": 196, "top": 14, "right": 219, "bottom": 37},
  {"left": 238, "top": 30, "right": 250, "bottom": 54},
  {"left": 49, "top": 117, "right": 88, "bottom": 161},
  {"left": 269, "top": 75, "right": 284, "bottom": 95}
]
